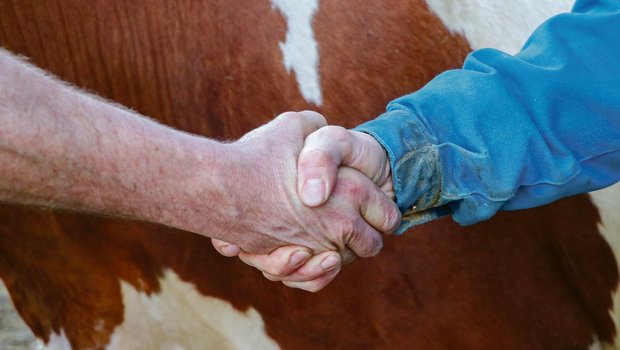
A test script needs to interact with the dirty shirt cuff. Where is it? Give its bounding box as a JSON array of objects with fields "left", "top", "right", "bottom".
[{"left": 354, "top": 108, "right": 450, "bottom": 234}]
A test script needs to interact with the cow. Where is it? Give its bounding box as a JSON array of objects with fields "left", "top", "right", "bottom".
[{"left": 1, "top": 0, "right": 619, "bottom": 349}]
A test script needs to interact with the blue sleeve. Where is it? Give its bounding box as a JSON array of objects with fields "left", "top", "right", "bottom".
[{"left": 354, "top": 0, "right": 620, "bottom": 233}]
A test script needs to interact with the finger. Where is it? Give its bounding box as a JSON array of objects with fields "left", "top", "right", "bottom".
[
  {"left": 345, "top": 217, "right": 384, "bottom": 258},
  {"left": 334, "top": 166, "right": 401, "bottom": 234},
  {"left": 211, "top": 238, "right": 242, "bottom": 257},
  {"left": 359, "top": 178, "right": 402, "bottom": 234},
  {"left": 282, "top": 267, "right": 341, "bottom": 292},
  {"left": 296, "top": 110, "right": 328, "bottom": 137},
  {"left": 297, "top": 126, "right": 348, "bottom": 207},
  {"left": 297, "top": 127, "right": 389, "bottom": 207},
  {"left": 262, "top": 251, "right": 342, "bottom": 282},
  {"left": 325, "top": 167, "right": 393, "bottom": 256},
  {"left": 273, "top": 110, "right": 328, "bottom": 140},
  {"left": 242, "top": 110, "right": 327, "bottom": 144},
  {"left": 238, "top": 246, "right": 312, "bottom": 277},
  {"left": 348, "top": 131, "right": 393, "bottom": 185}
]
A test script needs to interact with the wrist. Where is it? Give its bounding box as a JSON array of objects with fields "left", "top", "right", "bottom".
[
  {"left": 141, "top": 135, "right": 243, "bottom": 239},
  {"left": 350, "top": 130, "right": 394, "bottom": 198}
]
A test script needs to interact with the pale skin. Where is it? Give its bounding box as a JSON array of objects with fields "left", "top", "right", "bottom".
[
  {"left": 0, "top": 48, "right": 399, "bottom": 291},
  {"left": 213, "top": 126, "right": 394, "bottom": 291}
]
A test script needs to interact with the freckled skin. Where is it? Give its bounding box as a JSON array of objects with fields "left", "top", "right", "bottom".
[{"left": 0, "top": 0, "right": 617, "bottom": 349}]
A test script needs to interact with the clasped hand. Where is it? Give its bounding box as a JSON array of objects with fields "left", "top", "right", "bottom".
[{"left": 210, "top": 111, "right": 399, "bottom": 292}]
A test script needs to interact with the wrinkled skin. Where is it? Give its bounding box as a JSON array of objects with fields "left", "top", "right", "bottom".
[{"left": 213, "top": 122, "right": 394, "bottom": 291}]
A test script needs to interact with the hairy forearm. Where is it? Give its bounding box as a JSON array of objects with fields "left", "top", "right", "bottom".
[
  {"left": 0, "top": 49, "right": 399, "bottom": 257},
  {"left": 0, "top": 48, "right": 236, "bottom": 236}
]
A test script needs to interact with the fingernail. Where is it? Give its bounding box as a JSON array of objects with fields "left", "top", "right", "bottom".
[
  {"left": 221, "top": 245, "right": 239, "bottom": 256},
  {"left": 289, "top": 250, "right": 311, "bottom": 267},
  {"left": 320, "top": 255, "right": 341, "bottom": 271},
  {"left": 302, "top": 179, "right": 325, "bottom": 206}
]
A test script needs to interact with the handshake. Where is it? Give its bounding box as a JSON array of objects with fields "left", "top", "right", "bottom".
[
  {"left": 0, "top": 48, "right": 400, "bottom": 294},
  {"left": 198, "top": 111, "right": 401, "bottom": 292}
]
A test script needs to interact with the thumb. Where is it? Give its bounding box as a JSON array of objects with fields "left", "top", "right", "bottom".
[
  {"left": 298, "top": 126, "right": 390, "bottom": 207},
  {"left": 297, "top": 126, "right": 348, "bottom": 207}
]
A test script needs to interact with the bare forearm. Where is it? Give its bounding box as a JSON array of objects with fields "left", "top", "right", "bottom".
[
  {"left": 0, "top": 49, "right": 399, "bottom": 258},
  {"left": 0, "top": 48, "right": 235, "bottom": 236}
]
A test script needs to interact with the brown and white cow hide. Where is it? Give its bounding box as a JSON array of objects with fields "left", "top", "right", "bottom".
[{"left": 1, "top": 0, "right": 619, "bottom": 349}]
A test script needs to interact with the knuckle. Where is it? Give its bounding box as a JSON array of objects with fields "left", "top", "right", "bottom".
[
  {"left": 323, "top": 125, "right": 348, "bottom": 142},
  {"left": 320, "top": 218, "right": 353, "bottom": 249},
  {"left": 303, "top": 129, "right": 323, "bottom": 146},
  {"left": 275, "top": 111, "right": 304, "bottom": 128},
  {"left": 335, "top": 216, "right": 357, "bottom": 238},
  {"left": 299, "top": 110, "right": 327, "bottom": 124},
  {"left": 307, "top": 125, "right": 342, "bottom": 142},
  {"left": 277, "top": 111, "right": 300, "bottom": 121},
  {"left": 299, "top": 149, "right": 336, "bottom": 168},
  {"left": 335, "top": 177, "right": 364, "bottom": 202},
  {"left": 356, "top": 239, "right": 380, "bottom": 258},
  {"left": 351, "top": 226, "right": 383, "bottom": 257}
]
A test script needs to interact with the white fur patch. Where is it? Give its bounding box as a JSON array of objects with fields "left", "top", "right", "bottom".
[
  {"left": 425, "top": 0, "right": 574, "bottom": 54},
  {"left": 271, "top": 0, "right": 322, "bottom": 105},
  {"left": 589, "top": 184, "right": 620, "bottom": 349},
  {"left": 0, "top": 279, "right": 43, "bottom": 349},
  {"left": 44, "top": 330, "right": 71, "bottom": 350},
  {"left": 105, "top": 269, "right": 279, "bottom": 350},
  {"left": 427, "top": 1, "right": 620, "bottom": 348}
]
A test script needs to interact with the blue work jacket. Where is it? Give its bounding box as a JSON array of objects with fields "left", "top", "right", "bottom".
[{"left": 355, "top": 0, "right": 620, "bottom": 233}]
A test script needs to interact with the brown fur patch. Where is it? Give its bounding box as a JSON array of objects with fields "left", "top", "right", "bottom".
[{"left": 0, "top": 0, "right": 616, "bottom": 349}]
